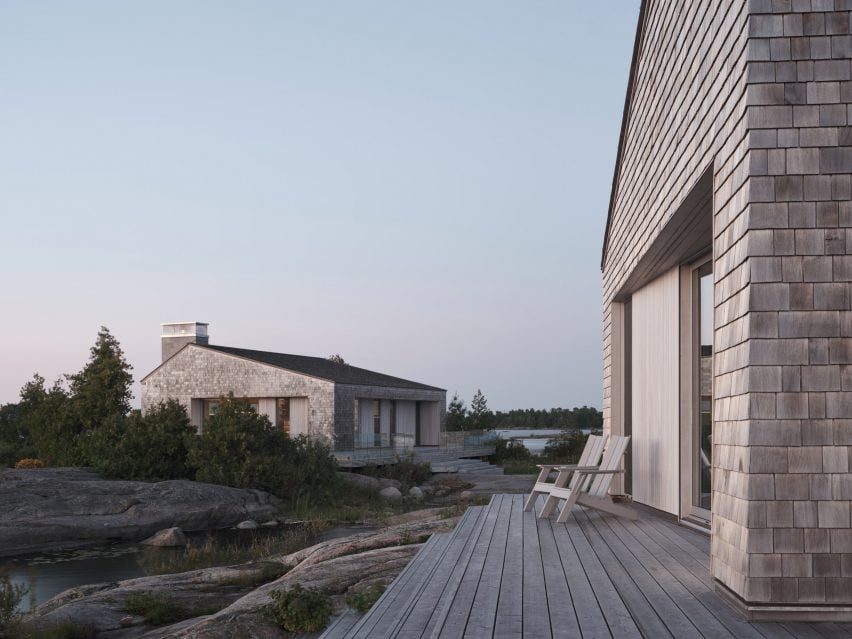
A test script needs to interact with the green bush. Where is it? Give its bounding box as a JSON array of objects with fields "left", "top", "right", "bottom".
[
  {"left": 0, "top": 572, "right": 27, "bottom": 631},
  {"left": 344, "top": 581, "right": 386, "bottom": 613},
  {"left": 187, "top": 396, "right": 338, "bottom": 503},
  {"left": 92, "top": 401, "right": 196, "bottom": 481},
  {"left": 263, "top": 584, "right": 332, "bottom": 632},
  {"left": 362, "top": 455, "right": 431, "bottom": 491},
  {"left": 542, "top": 431, "right": 588, "bottom": 463},
  {"left": 122, "top": 592, "right": 220, "bottom": 625},
  {"left": 493, "top": 438, "right": 532, "bottom": 464}
]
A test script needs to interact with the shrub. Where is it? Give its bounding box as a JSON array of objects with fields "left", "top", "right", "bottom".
[
  {"left": 92, "top": 401, "right": 196, "bottom": 481},
  {"left": 362, "top": 455, "right": 431, "bottom": 491},
  {"left": 542, "top": 430, "right": 587, "bottom": 463},
  {"left": 13, "top": 458, "right": 45, "bottom": 470},
  {"left": 344, "top": 581, "right": 386, "bottom": 613},
  {"left": 187, "top": 397, "right": 338, "bottom": 503},
  {"left": 263, "top": 584, "right": 332, "bottom": 632},
  {"left": 0, "top": 572, "right": 27, "bottom": 630},
  {"left": 122, "top": 592, "right": 220, "bottom": 625},
  {"left": 493, "top": 438, "right": 532, "bottom": 463}
]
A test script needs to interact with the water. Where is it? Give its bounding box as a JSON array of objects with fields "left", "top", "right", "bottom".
[
  {"left": 492, "top": 428, "right": 592, "bottom": 455},
  {"left": 2, "top": 524, "right": 374, "bottom": 612}
]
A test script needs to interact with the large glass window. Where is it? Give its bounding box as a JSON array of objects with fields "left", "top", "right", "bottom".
[
  {"left": 278, "top": 398, "right": 291, "bottom": 435},
  {"left": 694, "top": 262, "right": 713, "bottom": 514}
]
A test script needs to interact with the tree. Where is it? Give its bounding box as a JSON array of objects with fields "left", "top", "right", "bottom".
[
  {"left": 16, "top": 374, "right": 75, "bottom": 466},
  {"left": 187, "top": 395, "right": 338, "bottom": 502},
  {"left": 93, "top": 401, "right": 196, "bottom": 481},
  {"left": 468, "top": 389, "right": 492, "bottom": 431},
  {"left": 327, "top": 354, "right": 347, "bottom": 365},
  {"left": 66, "top": 326, "right": 134, "bottom": 435},
  {"left": 446, "top": 392, "right": 467, "bottom": 432}
]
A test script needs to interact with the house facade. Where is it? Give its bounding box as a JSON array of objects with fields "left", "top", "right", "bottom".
[
  {"left": 141, "top": 322, "right": 446, "bottom": 452},
  {"left": 604, "top": 1, "right": 852, "bottom": 619}
]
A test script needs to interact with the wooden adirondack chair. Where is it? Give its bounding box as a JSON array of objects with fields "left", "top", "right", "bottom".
[
  {"left": 523, "top": 433, "right": 607, "bottom": 514},
  {"left": 543, "top": 435, "right": 636, "bottom": 523}
]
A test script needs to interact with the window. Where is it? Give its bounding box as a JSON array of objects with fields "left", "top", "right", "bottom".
[
  {"left": 373, "top": 400, "right": 381, "bottom": 446},
  {"left": 278, "top": 398, "right": 291, "bottom": 435}
]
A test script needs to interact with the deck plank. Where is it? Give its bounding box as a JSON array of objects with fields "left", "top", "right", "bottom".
[
  {"left": 395, "top": 506, "right": 488, "bottom": 638},
  {"left": 493, "top": 494, "right": 524, "bottom": 639},
  {"left": 464, "top": 494, "right": 513, "bottom": 639},
  {"left": 522, "top": 495, "right": 553, "bottom": 639},
  {"left": 339, "top": 496, "right": 847, "bottom": 639},
  {"left": 536, "top": 515, "right": 582, "bottom": 639},
  {"left": 607, "top": 513, "right": 761, "bottom": 639},
  {"left": 426, "top": 494, "right": 502, "bottom": 638},
  {"left": 559, "top": 511, "right": 642, "bottom": 638}
]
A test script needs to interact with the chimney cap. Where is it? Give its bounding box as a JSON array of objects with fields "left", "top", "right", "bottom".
[{"left": 161, "top": 322, "right": 209, "bottom": 338}]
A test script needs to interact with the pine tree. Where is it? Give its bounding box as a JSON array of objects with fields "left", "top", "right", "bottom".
[
  {"left": 468, "top": 389, "right": 492, "bottom": 431},
  {"left": 66, "top": 326, "right": 134, "bottom": 434},
  {"left": 447, "top": 392, "right": 468, "bottom": 432}
]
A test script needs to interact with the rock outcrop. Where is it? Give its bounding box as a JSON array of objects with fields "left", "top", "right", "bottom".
[
  {"left": 26, "top": 510, "right": 458, "bottom": 638},
  {"left": 141, "top": 527, "right": 187, "bottom": 547},
  {"left": 0, "top": 468, "right": 278, "bottom": 557}
]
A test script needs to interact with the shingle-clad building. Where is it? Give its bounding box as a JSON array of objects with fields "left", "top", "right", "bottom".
[
  {"left": 141, "top": 322, "right": 446, "bottom": 452},
  {"left": 604, "top": 1, "right": 852, "bottom": 620}
]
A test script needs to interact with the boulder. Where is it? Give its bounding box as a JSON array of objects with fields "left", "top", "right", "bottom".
[
  {"left": 379, "top": 486, "right": 402, "bottom": 500},
  {"left": 141, "top": 526, "right": 187, "bottom": 547},
  {"left": 338, "top": 471, "right": 402, "bottom": 491},
  {"left": 260, "top": 520, "right": 279, "bottom": 528},
  {"left": 236, "top": 520, "right": 258, "bottom": 530},
  {"left": 0, "top": 468, "right": 277, "bottom": 557},
  {"left": 408, "top": 486, "right": 424, "bottom": 500}
]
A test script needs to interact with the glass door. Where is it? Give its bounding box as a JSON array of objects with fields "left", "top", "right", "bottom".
[{"left": 692, "top": 261, "right": 713, "bottom": 519}]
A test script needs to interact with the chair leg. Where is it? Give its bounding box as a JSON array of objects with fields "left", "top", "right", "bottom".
[
  {"left": 555, "top": 484, "right": 584, "bottom": 524},
  {"left": 539, "top": 494, "right": 561, "bottom": 518},
  {"left": 523, "top": 491, "right": 541, "bottom": 512}
]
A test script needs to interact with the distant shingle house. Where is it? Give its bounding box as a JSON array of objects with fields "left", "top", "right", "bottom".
[
  {"left": 603, "top": 1, "right": 852, "bottom": 620},
  {"left": 141, "top": 322, "right": 446, "bottom": 450}
]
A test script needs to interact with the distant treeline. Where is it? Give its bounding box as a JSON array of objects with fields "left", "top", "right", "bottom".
[{"left": 491, "top": 406, "right": 602, "bottom": 432}]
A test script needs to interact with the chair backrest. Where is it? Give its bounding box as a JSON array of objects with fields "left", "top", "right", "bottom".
[
  {"left": 568, "top": 433, "right": 607, "bottom": 490},
  {"left": 587, "top": 435, "right": 630, "bottom": 498}
]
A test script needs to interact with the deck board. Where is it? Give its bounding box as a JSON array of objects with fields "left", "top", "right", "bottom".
[{"left": 323, "top": 495, "right": 850, "bottom": 639}]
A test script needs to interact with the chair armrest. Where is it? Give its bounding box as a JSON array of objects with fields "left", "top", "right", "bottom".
[{"left": 573, "top": 469, "right": 625, "bottom": 475}]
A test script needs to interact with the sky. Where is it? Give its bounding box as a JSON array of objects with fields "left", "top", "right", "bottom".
[{"left": 0, "top": 2, "right": 639, "bottom": 412}]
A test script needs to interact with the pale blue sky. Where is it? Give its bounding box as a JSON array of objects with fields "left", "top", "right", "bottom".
[{"left": 0, "top": 2, "right": 639, "bottom": 411}]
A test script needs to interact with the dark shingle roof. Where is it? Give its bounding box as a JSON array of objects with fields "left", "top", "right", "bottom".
[{"left": 201, "top": 344, "right": 444, "bottom": 392}]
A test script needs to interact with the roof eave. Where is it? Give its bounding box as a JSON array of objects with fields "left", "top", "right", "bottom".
[{"left": 601, "top": 0, "right": 650, "bottom": 272}]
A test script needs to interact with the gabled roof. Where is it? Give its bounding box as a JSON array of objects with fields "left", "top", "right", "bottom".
[
  {"left": 601, "top": 0, "right": 649, "bottom": 271},
  {"left": 196, "top": 344, "right": 445, "bottom": 392}
]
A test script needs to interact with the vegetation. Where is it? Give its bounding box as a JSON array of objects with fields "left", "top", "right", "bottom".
[
  {"left": 344, "top": 581, "right": 386, "bottom": 613},
  {"left": 122, "top": 592, "right": 221, "bottom": 625},
  {"left": 446, "top": 390, "right": 602, "bottom": 433},
  {"left": 0, "top": 572, "right": 27, "bottom": 632},
  {"left": 1, "top": 622, "right": 96, "bottom": 639},
  {"left": 92, "top": 401, "right": 196, "bottom": 481},
  {"left": 138, "top": 528, "right": 319, "bottom": 576},
  {"left": 327, "top": 354, "right": 347, "bottom": 364},
  {"left": 187, "top": 396, "right": 338, "bottom": 505},
  {"left": 1, "top": 327, "right": 134, "bottom": 468},
  {"left": 13, "top": 459, "right": 44, "bottom": 470},
  {"left": 491, "top": 406, "right": 602, "bottom": 431},
  {"left": 263, "top": 584, "right": 332, "bottom": 632},
  {"left": 361, "top": 455, "right": 431, "bottom": 491}
]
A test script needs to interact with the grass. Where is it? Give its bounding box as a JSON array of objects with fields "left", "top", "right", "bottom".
[
  {"left": 122, "top": 592, "right": 221, "bottom": 625},
  {"left": 498, "top": 459, "right": 542, "bottom": 475},
  {"left": 344, "top": 581, "right": 386, "bottom": 613},
  {"left": 138, "top": 525, "right": 324, "bottom": 576},
  {"left": 1, "top": 621, "right": 96, "bottom": 639},
  {"left": 282, "top": 481, "right": 426, "bottom": 524}
]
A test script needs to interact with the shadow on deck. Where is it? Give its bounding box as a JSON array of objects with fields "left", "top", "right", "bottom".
[{"left": 322, "top": 494, "right": 852, "bottom": 638}]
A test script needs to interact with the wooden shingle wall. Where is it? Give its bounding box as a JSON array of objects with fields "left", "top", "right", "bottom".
[{"left": 604, "top": 0, "right": 852, "bottom": 610}]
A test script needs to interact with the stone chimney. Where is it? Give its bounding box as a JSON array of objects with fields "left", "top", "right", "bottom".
[{"left": 161, "top": 322, "right": 209, "bottom": 362}]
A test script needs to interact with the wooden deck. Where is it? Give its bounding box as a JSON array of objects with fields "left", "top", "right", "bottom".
[{"left": 322, "top": 494, "right": 852, "bottom": 639}]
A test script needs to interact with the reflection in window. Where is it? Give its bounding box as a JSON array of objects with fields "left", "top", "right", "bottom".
[
  {"left": 695, "top": 263, "right": 713, "bottom": 512},
  {"left": 278, "top": 398, "right": 291, "bottom": 435}
]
